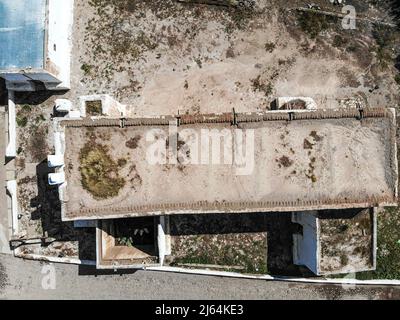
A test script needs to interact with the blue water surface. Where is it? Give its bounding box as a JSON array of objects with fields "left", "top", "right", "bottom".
[{"left": 0, "top": 0, "right": 46, "bottom": 70}]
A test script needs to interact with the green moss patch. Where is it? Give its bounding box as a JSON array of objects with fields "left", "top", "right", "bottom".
[
  {"left": 297, "top": 11, "right": 335, "bottom": 39},
  {"left": 79, "top": 142, "right": 125, "bottom": 199},
  {"left": 357, "top": 207, "right": 400, "bottom": 280},
  {"left": 85, "top": 100, "right": 103, "bottom": 116},
  {"left": 171, "top": 233, "right": 267, "bottom": 274}
]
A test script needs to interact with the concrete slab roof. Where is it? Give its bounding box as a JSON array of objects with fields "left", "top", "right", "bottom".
[{"left": 58, "top": 108, "right": 398, "bottom": 221}]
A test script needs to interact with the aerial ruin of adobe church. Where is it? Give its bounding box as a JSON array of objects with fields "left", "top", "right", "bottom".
[
  {"left": 0, "top": 0, "right": 398, "bottom": 276},
  {"left": 57, "top": 109, "right": 397, "bottom": 221},
  {"left": 50, "top": 103, "right": 397, "bottom": 273}
]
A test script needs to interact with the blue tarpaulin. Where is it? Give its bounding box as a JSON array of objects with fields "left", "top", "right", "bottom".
[{"left": 0, "top": 0, "right": 46, "bottom": 70}]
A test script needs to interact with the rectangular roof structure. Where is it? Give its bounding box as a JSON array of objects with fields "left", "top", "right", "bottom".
[
  {"left": 0, "top": 0, "right": 46, "bottom": 70},
  {"left": 57, "top": 108, "right": 398, "bottom": 221}
]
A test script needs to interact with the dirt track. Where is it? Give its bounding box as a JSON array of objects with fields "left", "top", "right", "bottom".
[{"left": 1, "top": 253, "right": 400, "bottom": 300}]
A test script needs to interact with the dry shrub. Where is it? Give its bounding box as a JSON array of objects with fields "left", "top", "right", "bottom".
[{"left": 79, "top": 142, "right": 125, "bottom": 199}]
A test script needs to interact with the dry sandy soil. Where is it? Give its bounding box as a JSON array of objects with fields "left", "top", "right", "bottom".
[
  {"left": 319, "top": 208, "right": 374, "bottom": 274},
  {"left": 66, "top": 0, "right": 400, "bottom": 117}
]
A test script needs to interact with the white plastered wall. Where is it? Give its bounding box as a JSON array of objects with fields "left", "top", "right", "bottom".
[
  {"left": 292, "top": 211, "right": 319, "bottom": 274},
  {"left": 46, "top": 0, "right": 75, "bottom": 89}
]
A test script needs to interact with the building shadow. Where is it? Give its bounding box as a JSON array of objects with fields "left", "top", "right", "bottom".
[
  {"left": 29, "top": 160, "right": 97, "bottom": 266},
  {"left": 317, "top": 208, "right": 365, "bottom": 220},
  {"left": 0, "top": 78, "right": 7, "bottom": 106},
  {"left": 169, "top": 212, "right": 313, "bottom": 277},
  {"left": 14, "top": 89, "right": 68, "bottom": 105},
  {"left": 78, "top": 264, "right": 139, "bottom": 276},
  {"left": 395, "top": 54, "right": 400, "bottom": 72},
  {"left": 0, "top": 78, "right": 68, "bottom": 106},
  {"left": 30, "top": 160, "right": 62, "bottom": 236},
  {"left": 388, "top": 0, "right": 400, "bottom": 28}
]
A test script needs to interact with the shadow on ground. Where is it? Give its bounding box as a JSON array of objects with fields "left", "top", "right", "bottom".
[
  {"left": 27, "top": 160, "right": 96, "bottom": 262},
  {"left": 78, "top": 264, "right": 139, "bottom": 276},
  {"left": 14, "top": 90, "right": 68, "bottom": 105}
]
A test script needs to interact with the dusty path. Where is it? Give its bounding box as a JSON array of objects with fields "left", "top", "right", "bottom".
[{"left": 1, "top": 254, "right": 399, "bottom": 300}]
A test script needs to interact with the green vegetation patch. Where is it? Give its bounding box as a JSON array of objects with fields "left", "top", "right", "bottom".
[
  {"left": 357, "top": 207, "right": 400, "bottom": 280},
  {"left": 264, "top": 42, "right": 276, "bottom": 53},
  {"left": 16, "top": 104, "right": 33, "bottom": 127},
  {"left": 251, "top": 75, "right": 273, "bottom": 96},
  {"left": 297, "top": 11, "right": 333, "bottom": 39},
  {"left": 29, "top": 126, "right": 49, "bottom": 162},
  {"left": 372, "top": 24, "right": 396, "bottom": 69},
  {"left": 16, "top": 116, "right": 28, "bottom": 127},
  {"left": 79, "top": 142, "right": 125, "bottom": 199},
  {"left": 171, "top": 233, "right": 268, "bottom": 274},
  {"left": 86, "top": 100, "right": 103, "bottom": 116},
  {"left": 81, "top": 63, "right": 94, "bottom": 76}
]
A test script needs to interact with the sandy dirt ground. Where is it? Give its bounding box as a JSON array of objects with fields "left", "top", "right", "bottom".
[
  {"left": 319, "top": 208, "right": 374, "bottom": 274},
  {"left": 66, "top": 0, "right": 400, "bottom": 117}
]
